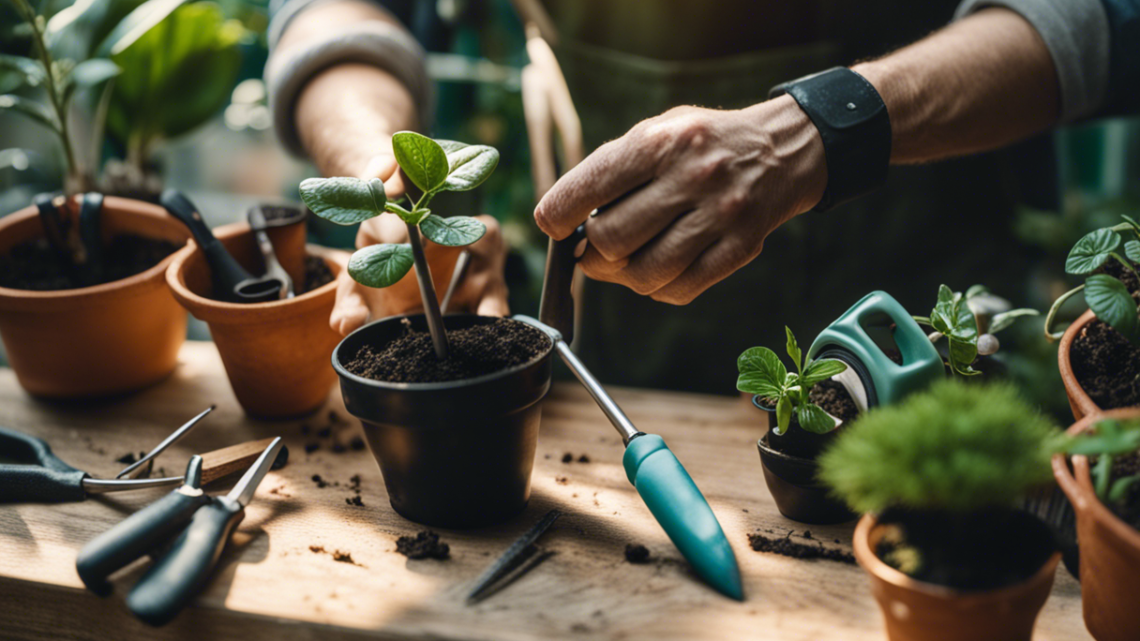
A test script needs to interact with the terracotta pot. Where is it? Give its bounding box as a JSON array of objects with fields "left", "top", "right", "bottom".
[
  {"left": 1058, "top": 309, "right": 1101, "bottom": 421},
  {"left": 0, "top": 196, "right": 189, "bottom": 398},
  {"left": 1053, "top": 408, "right": 1140, "bottom": 641},
  {"left": 166, "top": 223, "right": 343, "bottom": 418},
  {"left": 853, "top": 514, "right": 1060, "bottom": 641}
]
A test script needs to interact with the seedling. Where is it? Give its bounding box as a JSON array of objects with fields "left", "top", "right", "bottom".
[
  {"left": 1065, "top": 418, "right": 1140, "bottom": 504},
  {"left": 736, "top": 327, "right": 848, "bottom": 435},
  {"left": 1045, "top": 216, "right": 1140, "bottom": 345},
  {"left": 912, "top": 284, "right": 1038, "bottom": 376},
  {"left": 299, "top": 132, "right": 498, "bottom": 360}
]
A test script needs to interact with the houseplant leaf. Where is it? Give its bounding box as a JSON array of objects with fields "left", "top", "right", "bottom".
[
  {"left": 46, "top": 0, "right": 146, "bottom": 62},
  {"left": 347, "top": 243, "right": 414, "bottom": 288},
  {"left": 391, "top": 131, "right": 449, "bottom": 193},
  {"left": 1125, "top": 240, "right": 1140, "bottom": 264},
  {"left": 775, "top": 395, "right": 792, "bottom": 436},
  {"left": 989, "top": 308, "right": 1039, "bottom": 334},
  {"left": 1066, "top": 228, "right": 1121, "bottom": 275},
  {"left": 736, "top": 347, "right": 786, "bottom": 398},
  {"left": 419, "top": 214, "right": 486, "bottom": 247},
  {"left": 69, "top": 58, "right": 120, "bottom": 88},
  {"left": 785, "top": 326, "right": 802, "bottom": 373},
  {"left": 299, "top": 177, "right": 385, "bottom": 225},
  {"left": 801, "top": 359, "right": 848, "bottom": 387},
  {"left": 0, "top": 54, "right": 44, "bottom": 93},
  {"left": 0, "top": 94, "right": 58, "bottom": 131},
  {"left": 1085, "top": 274, "right": 1139, "bottom": 343},
  {"left": 797, "top": 403, "right": 837, "bottom": 434},
  {"left": 436, "top": 140, "right": 500, "bottom": 192}
]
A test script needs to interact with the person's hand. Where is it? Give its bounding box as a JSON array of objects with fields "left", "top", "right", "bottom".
[{"left": 534, "top": 97, "right": 827, "bottom": 304}]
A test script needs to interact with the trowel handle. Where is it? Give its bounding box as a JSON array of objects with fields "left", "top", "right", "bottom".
[
  {"left": 160, "top": 190, "right": 256, "bottom": 302},
  {"left": 538, "top": 224, "right": 585, "bottom": 343}
]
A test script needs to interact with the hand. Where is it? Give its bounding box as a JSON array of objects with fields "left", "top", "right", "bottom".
[{"left": 533, "top": 97, "right": 827, "bottom": 304}]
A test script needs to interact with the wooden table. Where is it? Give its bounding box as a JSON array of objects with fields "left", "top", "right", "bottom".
[{"left": 0, "top": 342, "right": 1090, "bottom": 640}]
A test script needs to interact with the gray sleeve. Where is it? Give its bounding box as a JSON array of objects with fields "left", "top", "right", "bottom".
[
  {"left": 265, "top": 0, "right": 434, "bottom": 158},
  {"left": 954, "top": 0, "right": 1111, "bottom": 121}
]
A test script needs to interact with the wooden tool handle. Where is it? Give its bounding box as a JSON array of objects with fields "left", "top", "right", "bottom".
[{"left": 199, "top": 438, "right": 287, "bottom": 485}]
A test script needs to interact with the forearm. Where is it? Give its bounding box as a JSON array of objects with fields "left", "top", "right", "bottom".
[{"left": 853, "top": 8, "right": 1060, "bottom": 164}]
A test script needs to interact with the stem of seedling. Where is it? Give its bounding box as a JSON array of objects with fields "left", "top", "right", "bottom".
[
  {"left": 1044, "top": 284, "right": 1086, "bottom": 341},
  {"left": 406, "top": 221, "right": 450, "bottom": 360}
]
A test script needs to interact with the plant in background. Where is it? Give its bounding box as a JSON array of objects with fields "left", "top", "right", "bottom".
[
  {"left": 1065, "top": 418, "right": 1140, "bottom": 504},
  {"left": 299, "top": 132, "right": 498, "bottom": 360},
  {"left": 1045, "top": 216, "right": 1140, "bottom": 345},
  {"left": 819, "top": 379, "right": 1060, "bottom": 514},
  {"left": 912, "top": 284, "right": 1038, "bottom": 376},
  {"left": 736, "top": 327, "right": 848, "bottom": 435}
]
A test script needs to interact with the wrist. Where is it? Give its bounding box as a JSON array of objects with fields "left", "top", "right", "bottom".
[{"left": 745, "top": 95, "right": 828, "bottom": 215}]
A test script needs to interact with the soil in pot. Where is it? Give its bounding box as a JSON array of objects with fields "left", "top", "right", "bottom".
[
  {"left": 873, "top": 507, "right": 1056, "bottom": 591},
  {"left": 303, "top": 254, "right": 334, "bottom": 293},
  {"left": 345, "top": 317, "right": 549, "bottom": 384},
  {"left": 1070, "top": 259, "right": 1140, "bottom": 410},
  {"left": 763, "top": 379, "right": 859, "bottom": 459},
  {"left": 0, "top": 235, "right": 178, "bottom": 291}
]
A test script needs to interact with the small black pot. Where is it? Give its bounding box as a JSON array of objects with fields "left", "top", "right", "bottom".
[
  {"left": 334, "top": 314, "right": 553, "bottom": 528},
  {"left": 753, "top": 397, "right": 856, "bottom": 524}
]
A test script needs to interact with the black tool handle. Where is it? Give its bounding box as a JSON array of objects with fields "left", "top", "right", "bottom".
[
  {"left": 538, "top": 224, "right": 586, "bottom": 344},
  {"left": 76, "top": 489, "right": 212, "bottom": 596},
  {"left": 160, "top": 190, "right": 255, "bottom": 302},
  {"left": 126, "top": 499, "right": 244, "bottom": 626},
  {"left": 78, "top": 192, "right": 104, "bottom": 285},
  {"left": 0, "top": 464, "right": 87, "bottom": 503}
]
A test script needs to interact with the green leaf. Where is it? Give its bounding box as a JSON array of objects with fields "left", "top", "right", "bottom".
[
  {"left": 419, "top": 214, "right": 486, "bottom": 246},
  {"left": 1125, "top": 240, "right": 1140, "bottom": 264},
  {"left": 299, "top": 177, "right": 385, "bottom": 225},
  {"left": 388, "top": 205, "right": 429, "bottom": 226},
  {"left": 0, "top": 54, "right": 44, "bottom": 93},
  {"left": 947, "top": 338, "right": 981, "bottom": 376},
  {"left": 47, "top": 0, "right": 152, "bottom": 61},
  {"left": 989, "top": 308, "right": 1039, "bottom": 334},
  {"left": 1066, "top": 228, "right": 1121, "bottom": 275},
  {"left": 97, "top": 0, "right": 189, "bottom": 56},
  {"left": 965, "top": 284, "right": 989, "bottom": 299},
  {"left": 347, "top": 243, "right": 414, "bottom": 288},
  {"left": 1086, "top": 274, "right": 1139, "bottom": 343},
  {"left": 801, "top": 359, "right": 848, "bottom": 387},
  {"left": 1121, "top": 214, "right": 1140, "bottom": 236},
  {"left": 775, "top": 395, "right": 792, "bottom": 436},
  {"left": 1108, "top": 476, "right": 1140, "bottom": 504},
  {"left": 797, "top": 403, "right": 837, "bottom": 434},
  {"left": 0, "top": 94, "right": 58, "bottom": 131},
  {"left": 931, "top": 284, "right": 979, "bottom": 375},
  {"left": 1066, "top": 420, "right": 1140, "bottom": 456},
  {"left": 785, "top": 326, "right": 802, "bottom": 374},
  {"left": 70, "top": 58, "right": 119, "bottom": 87},
  {"left": 385, "top": 201, "right": 413, "bottom": 217},
  {"left": 436, "top": 139, "right": 500, "bottom": 192},
  {"left": 391, "top": 131, "right": 450, "bottom": 193},
  {"left": 736, "top": 347, "right": 786, "bottom": 397}
]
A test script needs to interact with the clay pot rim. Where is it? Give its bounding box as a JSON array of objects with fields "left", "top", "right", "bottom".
[
  {"left": 1052, "top": 407, "right": 1140, "bottom": 550},
  {"left": 166, "top": 222, "right": 341, "bottom": 320},
  {"left": 853, "top": 513, "right": 1061, "bottom": 602},
  {"left": 0, "top": 195, "right": 187, "bottom": 303},
  {"left": 332, "top": 313, "right": 555, "bottom": 393},
  {"left": 1058, "top": 309, "right": 1102, "bottom": 420}
]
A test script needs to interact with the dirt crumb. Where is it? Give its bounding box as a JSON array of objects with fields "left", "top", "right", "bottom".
[
  {"left": 311, "top": 474, "right": 330, "bottom": 488},
  {"left": 624, "top": 543, "right": 651, "bottom": 564},
  {"left": 396, "top": 531, "right": 451, "bottom": 560},
  {"left": 747, "top": 530, "right": 855, "bottom": 564},
  {"left": 346, "top": 496, "right": 365, "bottom": 507},
  {"left": 555, "top": 476, "right": 569, "bottom": 485}
]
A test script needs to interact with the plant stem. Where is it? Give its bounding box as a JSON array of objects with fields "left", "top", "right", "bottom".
[
  {"left": 1111, "top": 253, "right": 1140, "bottom": 282},
  {"left": 406, "top": 221, "right": 450, "bottom": 360},
  {"left": 1044, "top": 284, "right": 1086, "bottom": 341}
]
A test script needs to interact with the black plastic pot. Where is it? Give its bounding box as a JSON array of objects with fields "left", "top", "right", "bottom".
[
  {"left": 333, "top": 314, "right": 554, "bottom": 528},
  {"left": 752, "top": 397, "right": 856, "bottom": 525}
]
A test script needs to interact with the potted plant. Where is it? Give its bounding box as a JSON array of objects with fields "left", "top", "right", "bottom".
[
  {"left": 0, "top": 0, "right": 189, "bottom": 398},
  {"left": 299, "top": 132, "right": 554, "bottom": 528},
  {"left": 1053, "top": 410, "right": 1140, "bottom": 641},
  {"left": 912, "top": 284, "right": 1038, "bottom": 377},
  {"left": 736, "top": 327, "right": 853, "bottom": 523},
  {"left": 1046, "top": 217, "right": 1140, "bottom": 419},
  {"left": 820, "top": 380, "right": 1062, "bottom": 641}
]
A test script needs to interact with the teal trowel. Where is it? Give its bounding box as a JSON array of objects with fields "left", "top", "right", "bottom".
[{"left": 516, "top": 226, "right": 743, "bottom": 601}]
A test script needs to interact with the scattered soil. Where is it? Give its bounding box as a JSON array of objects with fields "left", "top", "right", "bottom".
[
  {"left": 345, "top": 318, "right": 549, "bottom": 384},
  {"left": 396, "top": 531, "right": 450, "bottom": 560},
  {"left": 317, "top": 427, "right": 332, "bottom": 439},
  {"left": 766, "top": 379, "right": 860, "bottom": 459},
  {"left": 555, "top": 476, "right": 569, "bottom": 485},
  {"left": 561, "top": 453, "right": 573, "bottom": 463},
  {"left": 309, "top": 545, "right": 362, "bottom": 566},
  {"left": 873, "top": 508, "right": 1056, "bottom": 590},
  {"left": 350, "top": 436, "right": 366, "bottom": 451},
  {"left": 624, "top": 543, "right": 651, "bottom": 564},
  {"left": 1105, "top": 452, "right": 1140, "bottom": 532},
  {"left": 0, "top": 235, "right": 178, "bottom": 291},
  {"left": 345, "top": 496, "right": 365, "bottom": 507},
  {"left": 747, "top": 529, "right": 855, "bottom": 564},
  {"left": 115, "top": 451, "right": 145, "bottom": 465},
  {"left": 577, "top": 454, "right": 590, "bottom": 463},
  {"left": 304, "top": 443, "right": 319, "bottom": 454},
  {"left": 303, "top": 255, "right": 334, "bottom": 293},
  {"left": 1071, "top": 259, "right": 1140, "bottom": 409},
  {"left": 311, "top": 474, "right": 330, "bottom": 489}
]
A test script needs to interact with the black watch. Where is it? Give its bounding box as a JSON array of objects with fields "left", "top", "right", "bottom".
[{"left": 770, "top": 67, "right": 891, "bottom": 212}]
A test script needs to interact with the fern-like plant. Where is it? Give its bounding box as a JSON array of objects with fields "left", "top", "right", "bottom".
[{"left": 819, "top": 380, "right": 1060, "bottom": 514}]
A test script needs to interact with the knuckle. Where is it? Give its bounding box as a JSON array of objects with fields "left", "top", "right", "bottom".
[
  {"left": 716, "top": 189, "right": 749, "bottom": 218},
  {"left": 687, "top": 151, "right": 732, "bottom": 183}
]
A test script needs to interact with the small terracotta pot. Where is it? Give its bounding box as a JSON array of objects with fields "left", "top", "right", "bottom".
[
  {"left": 166, "top": 223, "right": 343, "bottom": 418},
  {"left": 1058, "top": 309, "right": 1101, "bottom": 421},
  {"left": 853, "top": 514, "right": 1060, "bottom": 641},
  {"left": 1053, "top": 408, "right": 1140, "bottom": 641},
  {"left": 0, "top": 196, "right": 189, "bottom": 398}
]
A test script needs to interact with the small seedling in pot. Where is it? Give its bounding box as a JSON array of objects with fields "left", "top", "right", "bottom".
[
  {"left": 736, "top": 327, "right": 848, "bottom": 435},
  {"left": 1045, "top": 216, "right": 1140, "bottom": 345},
  {"left": 911, "top": 284, "right": 1038, "bottom": 376},
  {"left": 299, "top": 133, "right": 498, "bottom": 359},
  {"left": 1065, "top": 418, "right": 1140, "bottom": 505}
]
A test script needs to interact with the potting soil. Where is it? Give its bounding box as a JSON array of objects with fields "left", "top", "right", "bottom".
[
  {"left": 0, "top": 235, "right": 178, "bottom": 291},
  {"left": 1107, "top": 452, "right": 1140, "bottom": 532},
  {"left": 303, "top": 254, "right": 334, "bottom": 293},
  {"left": 345, "top": 318, "right": 549, "bottom": 383},
  {"left": 1071, "top": 259, "right": 1140, "bottom": 409}
]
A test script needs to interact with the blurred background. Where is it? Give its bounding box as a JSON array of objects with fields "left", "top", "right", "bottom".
[{"left": 2, "top": 0, "right": 1138, "bottom": 422}]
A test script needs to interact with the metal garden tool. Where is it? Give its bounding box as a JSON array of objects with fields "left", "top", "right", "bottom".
[
  {"left": 515, "top": 228, "right": 743, "bottom": 601},
  {"left": 160, "top": 190, "right": 281, "bottom": 303},
  {"left": 246, "top": 204, "right": 306, "bottom": 299},
  {"left": 467, "top": 509, "right": 562, "bottom": 603},
  {"left": 77, "top": 438, "right": 284, "bottom": 626}
]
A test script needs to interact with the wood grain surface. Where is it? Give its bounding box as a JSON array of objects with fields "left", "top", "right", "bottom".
[{"left": 0, "top": 341, "right": 1090, "bottom": 640}]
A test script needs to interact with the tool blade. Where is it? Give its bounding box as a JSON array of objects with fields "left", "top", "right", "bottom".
[
  {"left": 117, "top": 406, "right": 215, "bottom": 479},
  {"left": 225, "top": 437, "right": 284, "bottom": 507}
]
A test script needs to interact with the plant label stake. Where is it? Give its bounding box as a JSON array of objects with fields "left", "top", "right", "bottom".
[{"left": 517, "top": 226, "right": 743, "bottom": 601}]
